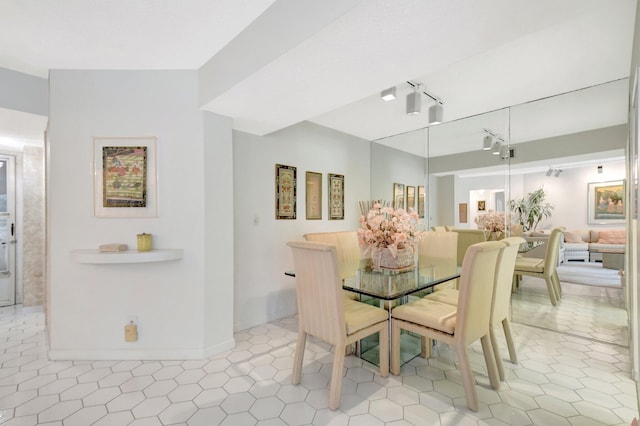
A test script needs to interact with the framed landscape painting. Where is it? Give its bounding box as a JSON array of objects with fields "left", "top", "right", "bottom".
[
  {"left": 93, "top": 136, "right": 157, "bottom": 218},
  {"left": 588, "top": 180, "right": 625, "bottom": 224}
]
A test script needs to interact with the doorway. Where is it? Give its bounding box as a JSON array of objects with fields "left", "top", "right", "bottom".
[{"left": 0, "top": 155, "right": 16, "bottom": 306}]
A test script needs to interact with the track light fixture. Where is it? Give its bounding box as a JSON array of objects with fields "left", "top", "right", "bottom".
[
  {"left": 428, "top": 102, "right": 443, "bottom": 125},
  {"left": 380, "top": 87, "right": 396, "bottom": 101},
  {"left": 597, "top": 165, "right": 603, "bottom": 174},
  {"left": 405, "top": 81, "right": 443, "bottom": 123},
  {"left": 546, "top": 168, "right": 553, "bottom": 176},
  {"left": 554, "top": 169, "right": 563, "bottom": 177},
  {"left": 483, "top": 135, "right": 492, "bottom": 150},
  {"left": 406, "top": 84, "right": 422, "bottom": 115},
  {"left": 491, "top": 141, "right": 501, "bottom": 155}
]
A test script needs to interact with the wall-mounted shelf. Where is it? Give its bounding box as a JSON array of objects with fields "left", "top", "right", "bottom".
[{"left": 71, "top": 249, "right": 183, "bottom": 264}]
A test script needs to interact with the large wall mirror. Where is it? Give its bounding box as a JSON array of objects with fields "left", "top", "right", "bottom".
[{"left": 370, "top": 78, "right": 628, "bottom": 345}]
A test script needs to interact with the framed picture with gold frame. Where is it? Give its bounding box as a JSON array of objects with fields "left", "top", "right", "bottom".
[
  {"left": 305, "top": 171, "right": 322, "bottom": 220},
  {"left": 406, "top": 186, "right": 415, "bottom": 211},
  {"left": 417, "top": 186, "right": 425, "bottom": 218},
  {"left": 393, "top": 183, "right": 405, "bottom": 209},
  {"left": 477, "top": 200, "right": 486, "bottom": 211},
  {"left": 275, "top": 164, "right": 296, "bottom": 219},
  {"left": 93, "top": 136, "right": 157, "bottom": 218},
  {"left": 328, "top": 173, "right": 344, "bottom": 220}
]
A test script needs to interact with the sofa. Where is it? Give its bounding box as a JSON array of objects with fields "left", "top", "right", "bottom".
[
  {"left": 563, "top": 229, "right": 625, "bottom": 262},
  {"left": 523, "top": 228, "right": 625, "bottom": 263}
]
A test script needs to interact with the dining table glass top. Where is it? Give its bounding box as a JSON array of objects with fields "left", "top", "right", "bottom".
[{"left": 342, "top": 263, "right": 460, "bottom": 301}]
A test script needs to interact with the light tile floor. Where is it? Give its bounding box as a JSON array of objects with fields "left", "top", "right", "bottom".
[{"left": 0, "top": 286, "right": 638, "bottom": 425}]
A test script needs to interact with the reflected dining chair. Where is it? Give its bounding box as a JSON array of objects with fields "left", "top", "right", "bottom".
[
  {"left": 422, "top": 237, "right": 524, "bottom": 381},
  {"left": 449, "top": 228, "right": 487, "bottom": 266},
  {"left": 287, "top": 240, "right": 389, "bottom": 410},
  {"left": 417, "top": 230, "right": 458, "bottom": 292},
  {"left": 390, "top": 241, "right": 504, "bottom": 411},
  {"left": 512, "top": 227, "right": 563, "bottom": 306}
]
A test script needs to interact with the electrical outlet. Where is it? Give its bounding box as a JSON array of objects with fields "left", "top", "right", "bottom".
[{"left": 126, "top": 315, "right": 138, "bottom": 326}]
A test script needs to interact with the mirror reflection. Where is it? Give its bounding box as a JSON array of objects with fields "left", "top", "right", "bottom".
[{"left": 372, "top": 80, "right": 628, "bottom": 346}]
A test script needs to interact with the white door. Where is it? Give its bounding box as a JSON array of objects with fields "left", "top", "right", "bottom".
[{"left": 0, "top": 156, "right": 16, "bottom": 306}]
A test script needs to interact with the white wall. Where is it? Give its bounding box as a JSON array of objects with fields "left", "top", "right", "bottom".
[
  {"left": 233, "top": 122, "right": 370, "bottom": 331},
  {"left": 47, "top": 70, "right": 234, "bottom": 359}
]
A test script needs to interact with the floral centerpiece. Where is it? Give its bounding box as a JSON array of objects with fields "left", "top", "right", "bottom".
[
  {"left": 357, "top": 201, "right": 425, "bottom": 269},
  {"left": 474, "top": 210, "right": 506, "bottom": 240}
]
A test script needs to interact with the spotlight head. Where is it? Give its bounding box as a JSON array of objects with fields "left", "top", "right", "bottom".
[
  {"left": 406, "top": 91, "right": 421, "bottom": 115},
  {"left": 428, "top": 103, "right": 443, "bottom": 125},
  {"left": 597, "top": 165, "right": 603, "bottom": 174},
  {"left": 499, "top": 145, "right": 510, "bottom": 159},
  {"left": 491, "top": 141, "right": 501, "bottom": 155},
  {"left": 555, "top": 169, "right": 562, "bottom": 177},
  {"left": 380, "top": 87, "right": 396, "bottom": 101},
  {"left": 482, "top": 135, "right": 492, "bottom": 150},
  {"left": 546, "top": 168, "right": 553, "bottom": 176}
]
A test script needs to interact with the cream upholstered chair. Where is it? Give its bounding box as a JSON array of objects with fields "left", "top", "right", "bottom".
[
  {"left": 304, "top": 231, "right": 362, "bottom": 300},
  {"left": 513, "top": 227, "right": 563, "bottom": 306},
  {"left": 450, "top": 228, "right": 487, "bottom": 266},
  {"left": 422, "top": 237, "right": 524, "bottom": 381},
  {"left": 390, "top": 241, "right": 504, "bottom": 411},
  {"left": 431, "top": 226, "right": 447, "bottom": 232},
  {"left": 287, "top": 241, "right": 389, "bottom": 410},
  {"left": 417, "top": 231, "right": 458, "bottom": 291}
]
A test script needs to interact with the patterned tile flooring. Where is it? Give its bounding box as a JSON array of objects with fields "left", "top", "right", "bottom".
[{"left": 0, "top": 285, "right": 638, "bottom": 425}]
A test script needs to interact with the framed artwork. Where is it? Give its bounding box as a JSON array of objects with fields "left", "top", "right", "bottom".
[
  {"left": 588, "top": 180, "right": 625, "bottom": 224},
  {"left": 459, "top": 203, "right": 468, "bottom": 223},
  {"left": 477, "top": 200, "right": 486, "bottom": 211},
  {"left": 393, "top": 183, "right": 405, "bottom": 209},
  {"left": 328, "top": 173, "right": 344, "bottom": 220},
  {"left": 275, "top": 164, "right": 297, "bottom": 219},
  {"left": 305, "top": 171, "right": 322, "bottom": 220},
  {"left": 93, "top": 136, "right": 157, "bottom": 218},
  {"left": 406, "top": 186, "right": 415, "bottom": 211},
  {"left": 417, "top": 186, "right": 425, "bottom": 218}
]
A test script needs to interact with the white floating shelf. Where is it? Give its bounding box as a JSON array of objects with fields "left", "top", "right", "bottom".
[{"left": 71, "top": 249, "right": 183, "bottom": 264}]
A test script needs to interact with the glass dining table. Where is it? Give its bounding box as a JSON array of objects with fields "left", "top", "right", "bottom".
[{"left": 343, "top": 262, "right": 461, "bottom": 366}]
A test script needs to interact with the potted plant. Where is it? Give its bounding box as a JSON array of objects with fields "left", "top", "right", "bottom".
[{"left": 509, "top": 187, "right": 554, "bottom": 232}]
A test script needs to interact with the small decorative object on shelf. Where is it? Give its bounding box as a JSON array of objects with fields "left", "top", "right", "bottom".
[
  {"left": 99, "top": 243, "right": 128, "bottom": 252},
  {"left": 357, "top": 200, "right": 425, "bottom": 270},
  {"left": 137, "top": 233, "right": 152, "bottom": 252}
]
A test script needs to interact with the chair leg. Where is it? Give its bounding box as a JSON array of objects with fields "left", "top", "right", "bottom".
[
  {"left": 480, "top": 334, "right": 500, "bottom": 390},
  {"left": 378, "top": 327, "right": 389, "bottom": 378},
  {"left": 489, "top": 326, "right": 505, "bottom": 382},
  {"left": 391, "top": 321, "right": 402, "bottom": 376},
  {"left": 292, "top": 331, "right": 307, "bottom": 385},
  {"left": 552, "top": 271, "right": 562, "bottom": 298},
  {"left": 543, "top": 276, "right": 558, "bottom": 306},
  {"left": 457, "top": 347, "right": 479, "bottom": 412},
  {"left": 502, "top": 318, "right": 518, "bottom": 365},
  {"left": 328, "top": 344, "right": 346, "bottom": 410},
  {"left": 420, "top": 336, "right": 432, "bottom": 358}
]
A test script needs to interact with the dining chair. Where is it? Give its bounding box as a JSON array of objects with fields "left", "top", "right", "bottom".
[
  {"left": 390, "top": 241, "right": 504, "bottom": 411},
  {"left": 512, "top": 227, "right": 563, "bottom": 306},
  {"left": 430, "top": 225, "right": 447, "bottom": 232},
  {"left": 449, "top": 228, "right": 487, "bottom": 266},
  {"left": 287, "top": 240, "right": 389, "bottom": 410},
  {"left": 422, "top": 237, "right": 524, "bottom": 381},
  {"left": 417, "top": 231, "right": 458, "bottom": 292}
]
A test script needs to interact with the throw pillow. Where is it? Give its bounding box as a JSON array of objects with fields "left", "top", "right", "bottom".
[
  {"left": 563, "top": 231, "right": 584, "bottom": 243},
  {"left": 597, "top": 229, "right": 625, "bottom": 244}
]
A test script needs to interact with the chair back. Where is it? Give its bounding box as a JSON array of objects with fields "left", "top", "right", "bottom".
[
  {"left": 303, "top": 231, "right": 362, "bottom": 280},
  {"left": 451, "top": 228, "right": 488, "bottom": 266},
  {"left": 544, "top": 228, "right": 564, "bottom": 273},
  {"left": 287, "top": 241, "right": 346, "bottom": 346},
  {"left": 431, "top": 226, "right": 447, "bottom": 232},
  {"left": 456, "top": 241, "right": 504, "bottom": 346},
  {"left": 418, "top": 231, "right": 458, "bottom": 280},
  {"left": 492, "top": 237, "right": 525, "bottom": 324}
]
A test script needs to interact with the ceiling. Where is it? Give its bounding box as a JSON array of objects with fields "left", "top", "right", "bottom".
[{"left": 0, "top": 0, "right": 636, "bottom": 159}]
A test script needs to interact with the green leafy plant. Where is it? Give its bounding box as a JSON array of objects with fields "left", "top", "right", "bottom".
[{"left": 509, "top": 187, "right": 554, "bottom": 232}]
